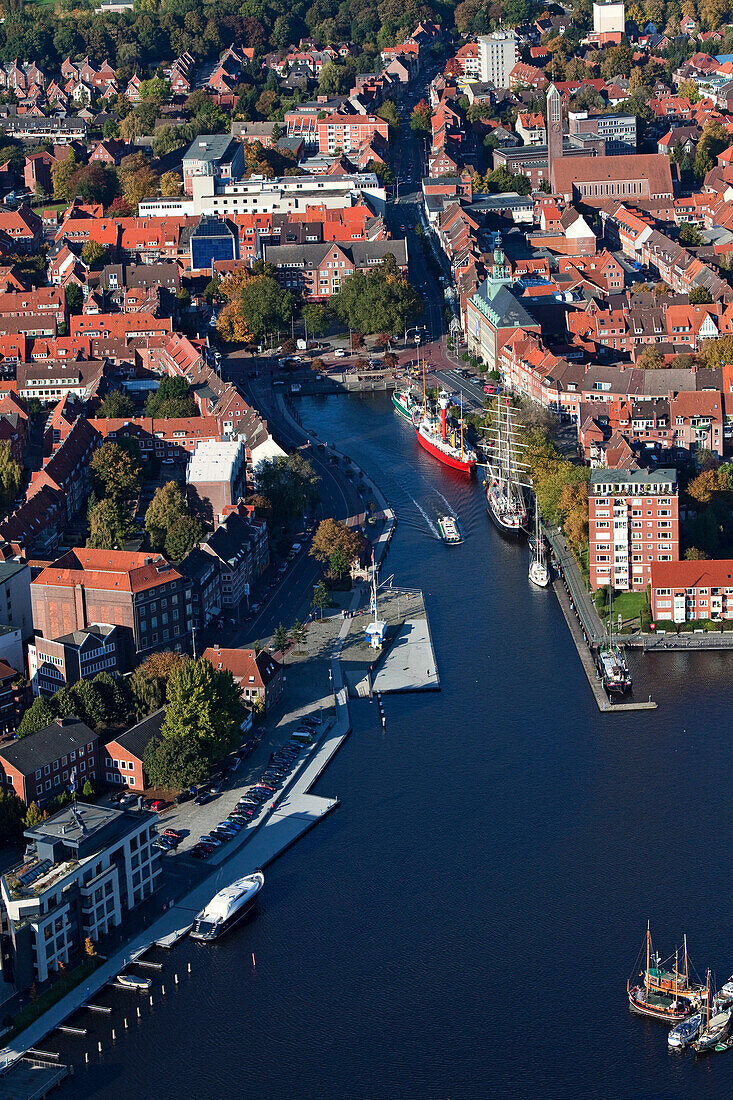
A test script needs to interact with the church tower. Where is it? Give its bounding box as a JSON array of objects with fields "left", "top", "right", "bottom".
[{"left": 546, "top": 83, "right": 563, "bottom": 192}]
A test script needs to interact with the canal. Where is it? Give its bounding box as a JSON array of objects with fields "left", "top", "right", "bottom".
[{"left": 61, "top": 392, "right": 733, "bottom": 1098}]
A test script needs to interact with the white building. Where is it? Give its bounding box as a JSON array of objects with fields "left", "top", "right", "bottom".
[
  {"left": 138, "top": 172, "right": 387, "bottom": 220},
  {"left": 593, "top": 1, "right": 625, "bottom": 34},
  {"left": 186, "top": 439, "right": 247, "bottom": 524},
  {"left": 1, "top": 802, "right": 160, "bottom": 986},
  {"left": 477, "top": 32, "right": 518, "bottom": 89}
]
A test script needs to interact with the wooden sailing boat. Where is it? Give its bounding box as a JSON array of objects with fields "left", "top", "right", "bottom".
[
  {"left": 628, "top": 924, "right": 707, "bottom": 1022},
  {"left": 482, "top": 397, "right": 529, "bottom": 537},
  {"left": 597, "top": 586, "right": 632, "bottom": 695}
]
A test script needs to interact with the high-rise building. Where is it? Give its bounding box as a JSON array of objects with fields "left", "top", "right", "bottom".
[
  {"left": 477, "top": 32, "right": 518, "bottom": 89},
  {"left": 588, "top": 469, "right": 679, "bottom": 592},
  {"left": 593, "top": 1, "right": 625, "bottom": 34},
  {"left": 546, "top": 83, "right": 563, "bottom": 191}
]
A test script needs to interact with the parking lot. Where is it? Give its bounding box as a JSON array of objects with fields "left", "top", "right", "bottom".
[{"left": 149, "top": 697, "right": 334, "bottom": 860}]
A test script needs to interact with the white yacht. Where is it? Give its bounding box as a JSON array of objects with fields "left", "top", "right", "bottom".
[
  {"left": 528, "top": 505, "right": 550, "bottom": 588},
  {"left": 117, "top": 973, "right": 152, "bottom": 991},
  {"left": 190, "top": 871, "right": 264, "bottom": 942}
]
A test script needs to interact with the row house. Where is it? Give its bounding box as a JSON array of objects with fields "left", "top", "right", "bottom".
[
  {"left": 168, "top": 52, "right": 196, "bottom": 95},
  {"left": 0, "top": 717, "right": 99, "bottom": 805},
  {"left": 70, "top": 312, "right": 173, "bottom": 341},
  {"left": 10, "top": 358, "right": 105, "bottom": 404},
  {"left": 0, "top": 206, "right": 42, "bottom": 251},
  {"left": 0, "top": 287, "right": 66, "bottom": 325},
  {"left": 200, "top": 507, "right": 269, "bottom": 612},
  {"left": 588, "top": 468, "right": 679, "bottom": 591},
  {"left": 87, "top": 415, "right": 223, "bottom": 462},
  {"left": 0, "top": 60, "right": 45, "bottom": 96},
  {"left": 651, "top": 559, "right": 733, "bottom": 622},
  {"left": 27, "top": 415, "right": 100, "bottom": 521},
  {"left": 262, "top": 239, "right": 408, "bottom": 300}
]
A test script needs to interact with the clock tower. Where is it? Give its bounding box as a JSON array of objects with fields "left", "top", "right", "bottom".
[{"left": 546, "top": 83, "right": 563, "bottom": 192}]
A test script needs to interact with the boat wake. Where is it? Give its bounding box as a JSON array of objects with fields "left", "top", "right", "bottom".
[
  {"left": 435, "top": 490, "right": 457, "bottom": 518},
  {"left": 406, "top": 493, "right": 441, "bottom": 539}
]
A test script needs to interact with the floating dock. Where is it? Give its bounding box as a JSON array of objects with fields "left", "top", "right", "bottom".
[{"left": 0, "top": 1056, "right": 69, "bottom": 1099}]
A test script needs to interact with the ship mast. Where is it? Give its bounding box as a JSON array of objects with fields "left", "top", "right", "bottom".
[
  {"left": 684, "top": 933, "right": 689, "bottom": 989},
  {"left": 645, "top": 921, "right": 650, "bottom": 997}
]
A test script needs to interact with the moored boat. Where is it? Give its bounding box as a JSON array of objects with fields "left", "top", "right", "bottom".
[
  {"left": 694, "top": 1008, "right": 731, "bottom": 1053},
  {"left": 528, "top": 503, "right": 550, "bottom": 587},
  {"left": 117, "top": 973, "right": 152, "bottom": 991},
  {"left": 482, "top": 397, "right": 529, "bottom": 538},
  {"left": 628, "top": 926, "right": 707, "bottom": 1023},
  {"left": 190, "top": 871, "right": 264, "bottom": 942},
  {"left": 413, "top": 392, "right": 476, "bottom": 475},
  {"left": 668, "top": 1012, "right": 702, "bottom": 1049},
  {"left": 392, "top": 387, "right": 421, "bottom": 423},
  {"left": 597, "top": 645, "right": 632, "bottom": 695}
]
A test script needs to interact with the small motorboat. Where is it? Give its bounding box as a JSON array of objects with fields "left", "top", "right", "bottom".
[
  {"left": 668, "top": 1012, "right": 702, "bottom": 1049},
  {"left": 694, "top": 1008, "right": 731, "bottom": 1052},
  {"left": 117, "top": 973, "right": 152, "bottom": 991},
  {"left": 437, "top": 515, "right": 462, "bottom": 544},
  {"left": 717, "top": 975, "right": 733, "bottom": 1004}
]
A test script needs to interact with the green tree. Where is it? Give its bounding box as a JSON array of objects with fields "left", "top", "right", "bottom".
[
  {"left": 160, "top": 170, "right": 182, "bottom": 197},
  {"left": 97, "top": 390, "right": 134, "bottom": 418},
  {"left": 16, "top": 696, "right": 56, "bottom": 738},
  {"left": 331, "top": 255, "right": 421, "bottom": 336},
  {"left": 410, "top": 100, "right": 431, "bottom": 135},
  {"left": 23, "top": 801, "right": 44, "bottom": 828},
  {"left": 234, "top": 275, "right": 293, "bottom": 340},
  {"left": 164, "top": 513, "right": 202, "bottom": 561},
  {"left": 255, "top": 454, "right": 319, "bottom": 530},
  {"left": 130, "top": 651, "right": 190, "bottom": 718},
  {"left": 698, "top": 335, "right": 733, "bottom": 369},
  {"left": 636, "top": 345, "right": 665, "bottom": 370},
  {"left": 0, "top": 441, "right": 21, "bottom": 510},
  {"left": 81, "top": 240, "right": 109, "bottom": 266},
  {"left": 689, "top": 285, "right": 713, "bottom": 303},
  {"left": 143, "top": 734, "right": 209, "bottom": 789},
  {"left": 87, "top": 498, "right": 134, "bottom": 550},
  {"left": 145, "top": 481, "right": 188, "bottom": 551},
  {"left": 301, "top": 302, "right": 328, "bottom": 338},
  {"left": 161, "top": 658, "right": 245, "bottom": 763},
  {"left": 273, "top": 622, "right": 288, "bottom": 651},
  {"left": 82, "top": 779, "right": 95, "bottom": 798},
  {"left": 90, "top": 441, "right": 142, "bottom": 501},
  {"left": 52, "top": 150, "right": 77, "bottom": 201},
  {"left": 64, "top": 282, "right": 83, "bottom": 316},
  {"left": 0, "top": 789, "right": 25, "bottom": 844},
  {"left": 311, "top": 580, "right": 329, "bottom": 618},
  {"left": 328, "top": 546, "right": 350, "bottom": 578},
  {"left": 144, "top": 375, "right": 197, "bottom": 418}
]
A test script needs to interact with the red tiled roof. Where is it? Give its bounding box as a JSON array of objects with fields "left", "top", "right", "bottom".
[
  {"left": 32, "top": 548, "right": 183, "bottom": 593},
  {"left": 651, "top": 559, "right": 733, "bottom": 589},
  {"left": 202, "top": 646, "right": 281, "bottom": 687}
]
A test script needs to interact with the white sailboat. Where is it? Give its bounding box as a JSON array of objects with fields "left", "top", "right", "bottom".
[
  {"left": 528, "top": 500, "right": 550, "bottom": 588},
  {"left": 482, "top": 397, "right": 529, "bottom": 537}
]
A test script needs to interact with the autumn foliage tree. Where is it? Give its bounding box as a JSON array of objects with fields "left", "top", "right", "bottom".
[{"left": 310, "top": 518, "right": 366, "bottom": 577}]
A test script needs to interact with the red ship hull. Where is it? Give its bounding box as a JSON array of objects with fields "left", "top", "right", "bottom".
[{"left": 414, "top": 424, "right": 476, "bottom": 475}]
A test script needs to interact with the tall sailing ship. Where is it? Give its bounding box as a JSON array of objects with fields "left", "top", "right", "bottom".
[
  {"left": 598, "top": 588, "right": 632, "bottom": 695},
  {"left": 528, "top": 500, "right": 550, "bottom": 588},
  {"left": 627, "top": 925, "right": 708, "bottom": 1023},
  {"left": 482, "top": 397, "right": 529, "bottom": 537}
]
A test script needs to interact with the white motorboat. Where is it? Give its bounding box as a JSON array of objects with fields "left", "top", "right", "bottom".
[
  {"left": 668, "top": 1012, "right": 702, "bottom": 1049},
  {"left": 190, "top": 870, "right": 264, "bottom": 942},
  {"left": 437, "top": 515, "right": 462, "bottom": 544},
  {"left": 117, "top": 973, "right": 152, "bottom": 991}
]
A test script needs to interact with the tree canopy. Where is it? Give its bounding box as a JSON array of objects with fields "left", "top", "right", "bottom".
[
  {"left": 331, "top": 254, "right": 421, "bottom": 336},
  {"left": 145, "top": 481, "right": 201, "bottom": 556},
  {"left": 90, "top": 440, "right": 142, "bottom": 502},
  {"left": 310, "top": 518, "right": 366, "bottom": 575},
  {"left": 97, "top": 390, "right": 135, "bottom": 419},
  {"left": 0, "top": 441, "right": 21, "bottom": 511},
  {"left": 255, "top": 453, "right": 319, "bottom": 531},
  {"left": 145, "top": 375, "right": 197, "bottom": 418}
]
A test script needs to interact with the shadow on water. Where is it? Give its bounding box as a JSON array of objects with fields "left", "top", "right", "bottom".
[{"left": 59, "top": 393, "right": 733, "bottom": 1100}]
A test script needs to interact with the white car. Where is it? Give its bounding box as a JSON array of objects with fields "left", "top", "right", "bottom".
[{"left": 334, "top": 348, "right": 347, "bottom": 358}]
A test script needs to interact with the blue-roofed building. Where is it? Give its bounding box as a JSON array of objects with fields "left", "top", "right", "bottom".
[{"left": 189, "top": 215, "right": 238, "bottom": 271}]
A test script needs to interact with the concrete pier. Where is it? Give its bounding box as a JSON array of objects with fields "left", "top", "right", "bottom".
[{"left": 553, "top": 579, "right": 656, "bottom": 713}]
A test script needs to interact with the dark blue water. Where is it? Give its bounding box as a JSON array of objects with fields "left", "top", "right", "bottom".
[{"left": 62, "top": 393, "right": 733, "bottom": 1098}]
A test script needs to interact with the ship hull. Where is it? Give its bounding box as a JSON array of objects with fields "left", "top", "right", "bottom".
[
  {"left": 628, "top": 987, "right": 691, "bottom": 1022},
  {"left": 191, "top": 892, "right": 259, "bottom": 942},
  {"left": 414, "top": 425, "right": 476, "bottom": 474},
  {"left": 486, "top": 499, "right": 526, "bottom": 539},
  {"left": 392, "top": 391, "right": 413, "bottom": 422}
]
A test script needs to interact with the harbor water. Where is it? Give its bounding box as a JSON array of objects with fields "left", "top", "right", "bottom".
[{"left": 60, "top": 392, "right": 733, "bottom": 1099}]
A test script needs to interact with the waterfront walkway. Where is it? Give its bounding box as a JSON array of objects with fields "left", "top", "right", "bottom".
[{"left": 546, "top": 527, "right": 605, "bottom": 645}]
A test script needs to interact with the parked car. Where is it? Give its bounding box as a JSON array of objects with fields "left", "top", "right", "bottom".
[{"left": 148, "top": 799, "right": 166, "bottom": 812}]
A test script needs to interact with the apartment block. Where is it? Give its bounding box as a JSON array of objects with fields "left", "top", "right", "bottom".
[
  {"left": 478, "top": 32, "right": 518, "bottom": 89},
  {"left": 1, "top": 801, "right": 160, "bottom": 987},
  {"left": 28, "top": 624, "right": 121, "bottom": 697},
  {"left": 651, "top": 559, "right": 733, "bottom": 622},
  {"left": 588, "top": 469, "right": 679, "bottom": 591}
]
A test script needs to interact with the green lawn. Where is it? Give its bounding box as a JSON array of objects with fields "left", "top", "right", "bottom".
[{"left": 607, "top": 590, "right": 649, "bottom": 626}]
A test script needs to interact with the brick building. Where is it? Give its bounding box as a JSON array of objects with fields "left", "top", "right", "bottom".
[
  {"left": 0, "top": 716, "right": 99, "bottom": 804},
  {"left": 103, "top": 708, "right": 165, "bottom": 791},
  {"left": 202, "top": 646, "right": 284, "bottom": 712},
  {"left": 30, "top": 549, "right": 192, "bottom": 666},
  {"left": 200, "top": 508, "right": 269, "bottom": 612},
  {"left": 651, "top": 559, "right": 733, "bottom": 622},
  {"left": 588, "top": 468, "right": 679, "bottom": 591}
]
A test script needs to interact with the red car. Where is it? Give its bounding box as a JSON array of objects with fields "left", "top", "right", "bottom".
[
  {"left": 483, "top": 384, "right": 496, "bottom": 395},
  {"left": 163, "top": 828, "right": 182, "bottom": 839},
  {"left": 149, "top": 799, "right": 166, "bottom": 812}
]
